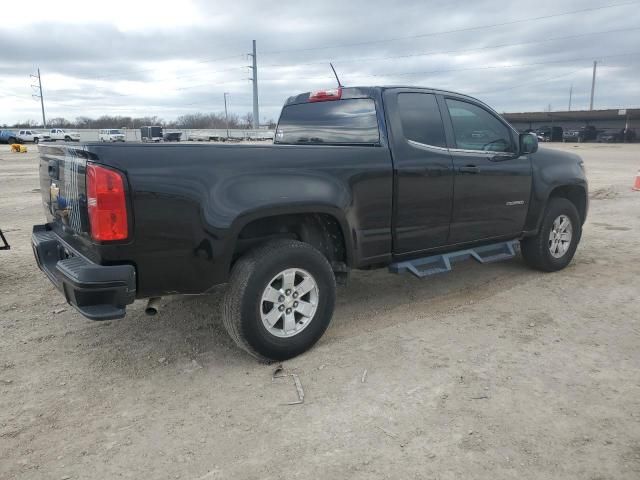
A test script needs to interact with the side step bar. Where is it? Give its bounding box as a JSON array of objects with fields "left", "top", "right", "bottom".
[{"left": 389, "top": 240, "right": 520, "bottom": 279}]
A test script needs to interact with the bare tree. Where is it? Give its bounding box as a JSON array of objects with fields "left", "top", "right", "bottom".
[{"left": 9, "top": 112, "right": 276, "bottom": 129}]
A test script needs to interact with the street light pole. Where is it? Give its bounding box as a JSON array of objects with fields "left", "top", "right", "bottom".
[
  {"left": 30, "top": 68, "right": 46, "bottom": 128},
  {"left": 249, "top": 40, "right": 259, "bottom": 129},
  {"left": 223, "top": 92, "right": 230, "bottom": 139},
  {"left": 589, "top": 61, "right": 597, "bottom": 111}
]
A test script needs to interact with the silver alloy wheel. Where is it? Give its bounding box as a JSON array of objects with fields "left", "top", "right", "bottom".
[
  {"left": 260, "top": 268, "right": 319, "bottom": 338},
  {"left": 548, "top": 214, "right": 573, "bottom": 258}
]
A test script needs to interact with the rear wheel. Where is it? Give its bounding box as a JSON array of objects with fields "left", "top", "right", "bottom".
[
  {"left": 521, "top": 197, "right": 581, "bottom": 272},
  {"left": 222, "top": 239, "right": 336, "bottom": 361}
]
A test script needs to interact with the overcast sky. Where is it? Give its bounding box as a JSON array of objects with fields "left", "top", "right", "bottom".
[{"left": 1, "top": 0, "right": 639, "bottom": 125}]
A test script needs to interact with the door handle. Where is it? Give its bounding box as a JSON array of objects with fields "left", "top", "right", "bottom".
[
  {"left": 489, "top": 153, "right": 517, "bottom": 162},
  {"left": 458, "top": 165, "right": 480, "bottom": 174}
]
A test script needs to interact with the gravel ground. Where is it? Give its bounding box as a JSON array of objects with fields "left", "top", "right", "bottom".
[{"left": 1, "top": 143, "right": 639, "bottom": 480}]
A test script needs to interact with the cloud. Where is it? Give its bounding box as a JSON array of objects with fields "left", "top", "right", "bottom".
[{"left": 1, "top": 0, "right": 639, "bottom": 124}]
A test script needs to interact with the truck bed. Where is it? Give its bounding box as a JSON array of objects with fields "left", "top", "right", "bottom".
[{"left": 37, "top": 142, "right": 394, "bottom": 297}]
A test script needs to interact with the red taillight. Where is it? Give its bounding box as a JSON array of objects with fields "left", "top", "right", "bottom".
[
  {"left": 86, "top": 163, "right": 128, "bottom": 242},
  {"left": 308, "top": 87, "right": 342, "bottom": 102}
]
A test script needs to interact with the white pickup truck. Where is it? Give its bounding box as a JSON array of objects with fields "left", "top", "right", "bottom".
[
  {"left": 48, "top": 128, "right": 81, "bottom": 142},
  {"left": 16, "top": 129, "right": 50, "bottom": 144}
]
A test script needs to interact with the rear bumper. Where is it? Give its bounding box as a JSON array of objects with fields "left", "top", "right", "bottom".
[{"left": 32, "top": 225, "right": 136, "bottom": 321}]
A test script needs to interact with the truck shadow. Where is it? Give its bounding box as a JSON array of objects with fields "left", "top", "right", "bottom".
[
  {"left": 158, "top": 257, "right": 531, "bottom": 355},
  {"left": 80, "top": 257, "right": 534, "bottom": 374}
]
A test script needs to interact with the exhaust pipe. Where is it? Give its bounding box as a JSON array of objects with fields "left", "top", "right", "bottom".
[{"left": 145, "top": 297, "right": 162, "bottom": 316}]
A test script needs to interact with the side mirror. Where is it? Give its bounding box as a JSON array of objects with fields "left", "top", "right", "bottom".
[{"left": 520, "top": 132, "right": 538, "bottom": 154}]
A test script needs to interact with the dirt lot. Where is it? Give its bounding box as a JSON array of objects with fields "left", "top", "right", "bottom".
[{"left": 1, "top": 143, "right": 639, "bottom": 479}]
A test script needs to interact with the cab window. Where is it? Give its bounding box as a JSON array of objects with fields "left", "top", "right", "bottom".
[
  {"left": 275, "top": 98, "right": 379, "bottom": 145},
  {"left": 397, "top": 93, "right": 446, "bottom": 147},
  {"left": 445, "top": 99, "right": 514, "bottom": 152}
]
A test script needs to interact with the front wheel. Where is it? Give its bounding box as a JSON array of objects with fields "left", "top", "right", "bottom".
[
  {"left": 222, "top": 239, "right": 336, "bottom": 361},
  {"left": 34, "top": 137, "right": 39, "bottom": 144},
  {"left": 521, "top": 197, "right": 581, "bottom": 272}
]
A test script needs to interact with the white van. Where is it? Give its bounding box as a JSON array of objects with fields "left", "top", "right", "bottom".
[{"left": 99, "top": 129, "right": 126, "bottom": 142}]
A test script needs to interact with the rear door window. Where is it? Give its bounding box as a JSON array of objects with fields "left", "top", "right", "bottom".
[
  {"left": 276, "top": 98, "right": 379, "bottom": 145},
  {"left": 397, "top": 93, "right": 446, "bottom": 147}
]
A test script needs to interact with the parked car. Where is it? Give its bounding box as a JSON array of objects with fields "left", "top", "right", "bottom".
[
  {"left": 579, "top": 126, "right": 599, "bottom": 142},
  {"left": 597, "top": 131, "right": 620, "bottom": 143},
  {"left": 16, "top": 129, "right": 50, "bottom": 144},
  {"left": 99, "top": 129, "right": 126, "bottom": 142},
  {"left": 621, "top": 128, "right": 637, "bottom": 143},
  {"left": 48, "top": 128, "right": 81, "bottom": 142},
  {"left": 141, "top": 126, "right": 163, "bottom": 142},
  {"left": 163, "top": 132, "right": 182, "bottom": 142},
  {"left": 535, "top": 126, "right": 563, "bottom": 142},
  {"left": 32, "top": 86, "right": 588, "bottom": 361},
  {"left": 563, "top": 130, "right": 580, "bottom": 142},
  {"left": 0, "top": 129, "right": 18, "bottom": 144},
  {"left": 565, "top": 126, "right": 599, "bottom": 143}
]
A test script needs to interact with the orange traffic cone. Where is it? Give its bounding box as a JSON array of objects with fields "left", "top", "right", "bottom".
[{"left": 634, "top": 169, "right": 640, "bottom": 191}]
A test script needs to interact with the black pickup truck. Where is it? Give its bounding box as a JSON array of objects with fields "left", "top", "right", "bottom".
[{"left": 32, "top": 86, "right": 588, "bottom": 360}]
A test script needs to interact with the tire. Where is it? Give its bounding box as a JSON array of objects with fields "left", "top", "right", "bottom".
[
  {"left": 64, "top": 136, "right": 71, "bottom": 141},
  {"left": 34, "top": 137, "right": 39, "bottom": 144},
  {"left": 8, "top": 137, "right": 16, "bottom": 144},
  {"left": 521, "top": 197, "right": 581, "bottom": 272},
  {"left": 223, "top": 239, "right": 336, "bottom": 361}
]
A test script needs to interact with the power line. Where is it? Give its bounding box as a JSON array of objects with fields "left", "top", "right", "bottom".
[
  {"left": 45, "top": 70, "right": 247, "bottom": 103},
  {"left": 254, "top": 52, "right": 640, "bottom": 83},
  {"left": 91, "top": 53, "right": 246, "bottom": 81},
  {"left": 471, "top": 67, "right": 591, "bottom": 95},
  {"left": 260, "top": 0, "right": 640, "bottom": 55},
  {"left": 259, "top": 26, "right": 640, "bottom": 69},
  {"left": 363, "top": 51, "right": 640, "bottom": 79},
  {"left": 0, "top": 93, "right": 30, "bottom": 99},
  {"left": 29, "top": 28, "right": 640, "bottom": 105}
]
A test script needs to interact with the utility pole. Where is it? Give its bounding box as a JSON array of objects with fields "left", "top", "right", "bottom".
[
  {"left": 589, "top": 61, "right": 597, "bottom": 111},
  {"left": 30, "top": 68, "right": 46, "bottom": 128},
  {"left": 248, "top": 40, "right": 259, "bottom": 129},
  {"left": 568, "top": 84, "right": 573, "bottom": 111},
  {"left": 223, "top": 92, "right": 230, "bottom": 139}
]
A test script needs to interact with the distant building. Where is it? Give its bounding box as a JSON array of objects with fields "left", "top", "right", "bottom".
[{"left": 503, "top": 108, "right": 639, "bottom": 133}]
